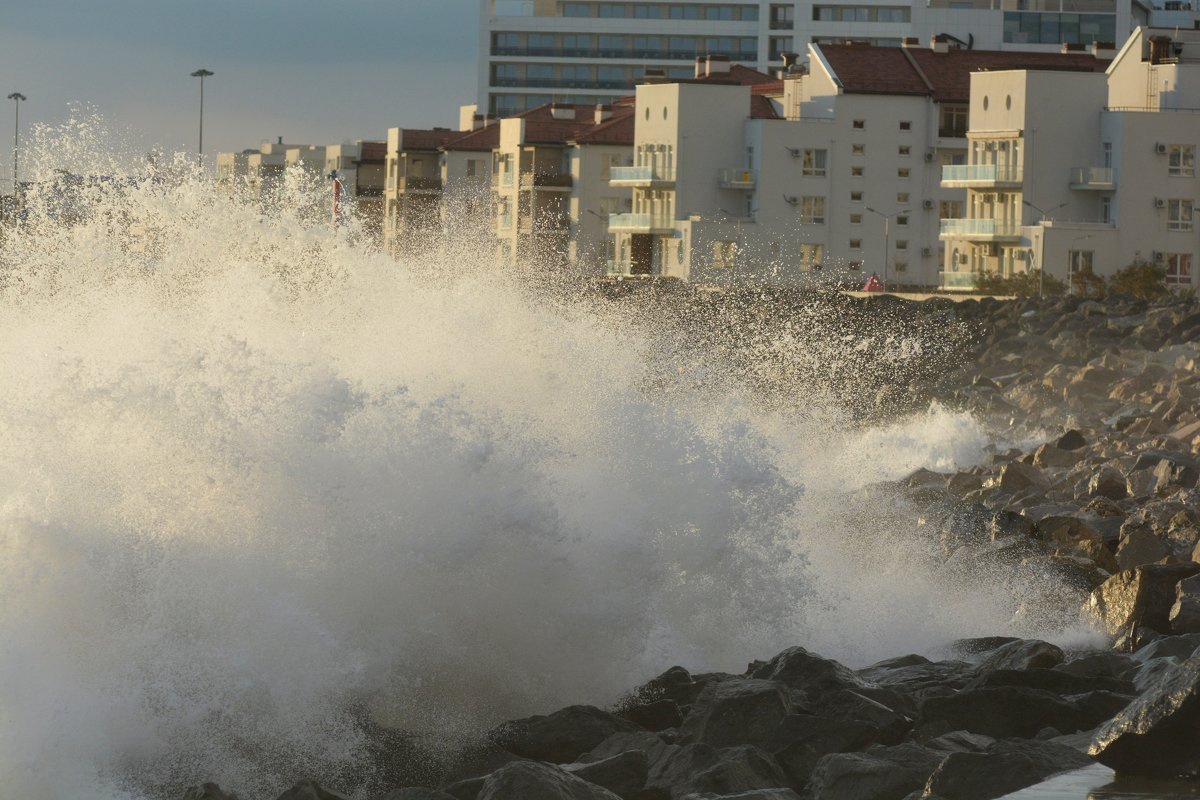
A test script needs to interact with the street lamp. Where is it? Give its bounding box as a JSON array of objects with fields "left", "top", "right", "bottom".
[
  {"left": 8, "top": 92, "right": 25, "bottom": 200},
  {"left": 865, "top": 206, "right": 909, "bottom": 286},
  {"left": 190, "top": 68, "right": 214, "bottom": 165},
  {"left": 1022, "top": 199, "right": 1068, "bottom": 296}
]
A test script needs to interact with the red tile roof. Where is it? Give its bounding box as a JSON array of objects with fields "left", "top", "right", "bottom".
[
  {"left": 571, "top": 109, "right": 636, "bottom": 145},
  {"left": 818, "top": 44, "right": 1110, "bottom": 102},
  {"left": 397, "top": 128, "right": 463, "bottom": 151},
  {"left": 358, "top": 141, "right": 387, "bottom": 162}
]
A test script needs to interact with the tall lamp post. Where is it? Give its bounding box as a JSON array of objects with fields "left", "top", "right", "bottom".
[
  {"left": 8, "top": 92, "right": 25, "bottom": 201},
  {"left": 1022, "top": 199, "right": 1068, "bottom": 296},
  {"left": 865, "top": 206, "right": 909, "bottom": 286},
  {"left": 190, "top": 69, "right": 214, "bottom": 165}
]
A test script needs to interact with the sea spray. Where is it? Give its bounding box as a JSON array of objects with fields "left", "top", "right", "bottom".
[{"left": 0, "top": 122, "right": 1087, "bottom": 798}]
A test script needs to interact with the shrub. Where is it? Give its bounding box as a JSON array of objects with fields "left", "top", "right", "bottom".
[
  {"left": 1108, "top": 259, "right": 1169, "bottom": 300},
  {"left": 973, "top": 268, "right": 1066, "bottom": 297},
  {"left": 1070, "top": 266, "right": 1107, "bottom": 299}
]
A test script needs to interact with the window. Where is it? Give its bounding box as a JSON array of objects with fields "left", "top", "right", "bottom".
[
  {"left": 896, "top": 215, "right": 909, "bottom": 226},
  {"left": 896, "top": 239, "right": 908, "bottom": 250},
  {"left": 670, "top": 5, "right": 700, "bottom": 19},
  {"left": 940, "top": 200, "right": 963, "bottom": 219},
  {"left": 899, "top": 121, "right": 911, "bottom": 131},
  {"left": 801, "top": 148, "right": 827, "bottom": 176},
  {"left": 1167, "top": 253, "right": 1193, "bottom": 285},
  {"left": 940, "top": 104, "right": 968, "bottom": 137},
  {"left": 894, "top": 261, "right": 908, "bottom": 273},
  {"left": 851, "top": 166, "right": 864, "bottom": 177},
  {"left": 1169, "top": 145, "right": 1196, "bottom": 177},
  {"left": 1068, "top": 249, "right": 1094, "bottom": 276},
  {"left": 563, "top": 2, "right": 591, "bottom": 15},
  {"left": 800, "top": 243, "right": 824, "bottom": 267},
  {"left": 898, "top": 145, "right": 911, "bottom": 157},
  {"left": 713, "top": 240, "right": 738, "bottom": 268},
  {"left": 850, "top": 191, "right": 863, "bottom": 202},
  {"left": 897, "top": 192, "right": 909, "bottom": 204},
  {"left": 849, "top": 239, "right": 863, "bottom": 249},
  {"left": 852, "top": 143, "right": 865, "bottom": 156},
  {"left": 598, "top": 3, "right": 626, "bottom": 17},
  {"left": 897, "top": 168, "right": 910, "bottom": 179},
  {"left": 853, "top": 119, "right": 865, "bottom": 129},
  {"left": 850, "top": 213, "right": 863, "bottom": 224},
  {"left": 801, "top": 196, "right": 826, "bottom": 224},
  {"left": 1168, "top": 199, "right": 1194, "bottom": 231},
  {"left": 1100, "top": 196, "right": 1112, "bottom": 224}
]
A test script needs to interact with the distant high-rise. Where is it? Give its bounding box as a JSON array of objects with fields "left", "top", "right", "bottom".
[{"left": 477, "top": 0, "right": 1153, "bottom": 116}]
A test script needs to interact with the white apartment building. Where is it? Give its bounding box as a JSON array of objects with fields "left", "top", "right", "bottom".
[
  {"left": 609, "top": 46, "right": 1107, "bottom": 285},
  {"left": 478, "top": 0, "right": 1153, "bottom": 116},
  {"left": 941, "top": 26, "right": 1200, "bottom": 290},
  {"left": 383, "top": 128, "right": 463, "bottom": 254}
]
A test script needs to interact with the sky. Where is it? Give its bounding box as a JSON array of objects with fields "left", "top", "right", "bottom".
[{"left": 0, "top": 0, "right": 479, "bottom": 181}]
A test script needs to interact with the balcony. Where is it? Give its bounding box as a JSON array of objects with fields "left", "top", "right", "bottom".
[
  {"left": 940, "top": 218, "right": 1022, "bottom": 240},
  {"left": 608, "top": 213, "right": 675, "bottom": 233},
  {"left": 607, "top": 259, "right": 634, "bottom": 276},
  {"left": 940, "top": 271, "right": 978, "bottom": 290},
  {"left": 519, "top": 213, "right": 571, "bottom": 232},
  {"left": 398, "top": 176, "right": 442, "bottom": 192},
  {"left": 609, "top": 165, "right": 675, "bottom": 187},
  {"left": 718, "top": 169, "right": 756, "bottom": 189},
  {"left": 490, "top": 46, "right": 758, "bottom": 62},
  {"left": 520, "top": 172, "right": 573, "bottom": 191},
  {"left": 1069, "top": 167, "right": 1116, "bottom": 190},
  {"left": 941, "top": 164, "right": 1024, "bottom": 187}
]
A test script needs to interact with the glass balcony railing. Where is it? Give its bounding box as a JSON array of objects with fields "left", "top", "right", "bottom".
[
  {"left": 1069, "top": 166, "right": 1116, "bottom": 188},
  {"left": 941, "top": 164, "right": 1024, "bottom": 184},
  {"left": 610, "top": 165, "right": 675, "bottom": 183},
  {"left": 608, "top": 213, "right": 674, "bottom": 231},
  {"left": 717, "top": 169, "right": 756, "bottom": 188},
  {"left": 940, "top": 218, "right": 1022, "bottom": 237},
  {"left": 940, "top": 271, "right": 978, "bottom": 289},
  {"left": 607, "top": 259, "right": 634, "bottom": 275}
]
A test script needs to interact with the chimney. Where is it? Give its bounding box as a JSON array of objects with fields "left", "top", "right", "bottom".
[
  {"left": 550, "top": 103, "right": 576, "bottom": 121},
  {"left": 1091, "top": 41, "right": 1116, "bottom": 58},
  {"left": 695, "top": 56, "right": 706, "bottom": 78},
  {"left": 594, "top": 104, "right": 613, "bottom": 124},
  {"left": 277, "top": 136, "right": 283, "bottom": 145},
  {"left": 901, "top": 36, "right": 920, "bottom": 48},
  {"left": 705, "top": 54, "right": 732, "bottom": 77},
  {"left": 642, "top": 68, "right": 668, "bottom": 83},
  {"left": 930, "top": 35, "right": 951, "bottom": 53}
]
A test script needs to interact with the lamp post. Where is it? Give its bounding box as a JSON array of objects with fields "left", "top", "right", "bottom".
[
  {"left": 865, "top": 206, "right": 909, "bottom": 286},
  {"left": 8, "top": 92, "right": 25, "bottom": 201},
  {"left": 1022, "top": 199, "right": 1068, "bottom": 297},
  {"left": 190, "top": 68, "right": 214, "bottom": 165}
]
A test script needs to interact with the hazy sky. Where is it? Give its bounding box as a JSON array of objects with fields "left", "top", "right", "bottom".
[{"left": 0, "top": 0, "right": 479, "bottom": 179}]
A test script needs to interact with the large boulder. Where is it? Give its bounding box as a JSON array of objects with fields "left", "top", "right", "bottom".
[
  {"left": 491, "top": 706, "right": 640, "bottom": 764},
  {"left": 1114, "top": 529, "right": 1171, "bottom": 571},
  {"left": 913, "top": 686, "right": 1126, "bottom": 740},
  {"left": 1090, "top": 652, "right": 1200, "bottom": 777},
  {"left": 767, "top": 714, "right": 878, "bottom": 786},
  {"left": 1088, "top": 563, "right": 1200, "bottom": 637},
  {"left": 997, "top": 462, "right": 1050, "bottom": 493},
  {"left": 476, "top": 762, "right": 621, "bottom": 800},
  {"left": 921, "top": 738, "right": 1092, "bottom": 800},
  {"left": 801, "top": 743, "right": 945, "bottom": 800},
  {"left": 748, "top": 647, "right": 864, "bottom": 700},
  {"left": 680, "top": 679, "right": 795, "bottom": 749},
  {"left": 1086, "top": 466, "right": 1129, "bottom": 501},
  {"left": 1170, "top": 574, "right": 1200, "bottom": 634},
  {"left": 273, "top": 782, "right": 349, "bottom": 800},
  {"left": 562, "top": 751, "right": 648, "bottom": 800},
  {"left": 682, "top": 792, "right": 800, "bottom": 800},
  {"left": 379, "top": 790, "right": 457, "bottom": 800},
  {"left": 971, "top": 639, "right": 1064, "bottom": 673},
  {"left": 646, "top": 744, "right": 791, "bottom": 800}
]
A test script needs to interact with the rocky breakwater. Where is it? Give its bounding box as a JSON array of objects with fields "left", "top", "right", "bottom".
[{"left": 185, "top": 294, "right": 1200, "bottom": 800}]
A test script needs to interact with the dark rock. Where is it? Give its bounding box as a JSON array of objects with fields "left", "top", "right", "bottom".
[
  {"left": 1055, "top": 651, "right": 1139, "bottom": 681},
  {"left": 1132, "top": 633, "right": 1200, "bottom": 663},
  {"left": 680, "top": 679, "right": 795, "bottom": 749},
  {"left": 563, "top": 751, "right": 649, "bottom": 800},
  {"left": 748, "top": 647, "right": 864, "bottom": 699},
  {"left": 645, "top": 744, "right": 790, "bottom": 800},
  {"left": 858, "top": 660, "right": 972, "bottom": 700},
  {"left": 802, "top": 743, "right": 945, "bottom": 800},
  {"left": 182, "top": 785, "right": 240, "bottom": 800},
  {"left": 998, "top": 462, "right": 1050, "bottom": 493},
  {"left": 632, "top": 667, "right": 706, "bottom": 709},
  {"left": 972, "top": 639, "right": 1064, "bottom": 672},
  {"left": 913, "top": 686, "right": 1123, "bottom": 740},
  {"left": 1033, "top": 443, "right": 1082, "bottom": 469},
  {"left": 680, "top": 791, "right": 800, "bottom": 800},
  {"left": 1056, "top": 430, "right": 1089, "bottom": 451},
  {"left": 945, "top": 637, "right": 1019, "bottom": 659},
  {"left": 964, "top": 667, "right": 1135, "bottom": 697},
  {"left": 1115, "top": 529, "right": 1171, "bottom": 571},
  {"left": 1091, "top": 652, "right": 1200, "bottom": 777},
  {"left": 923, "top": 739, "right": 1092, "bottom": 800},
  {"left": 620, "top": 699, "right": 683, "bottom": 732},
  {"left": 273, "top": 782, "right": 349, "bottom": 800},
  {"left": 1088, "top": 563, "right": 1200, "bottom": 637},
  {"left": 491, "top": 705, "right": 640, "bottom": 764},
  {"left": 1171, "top": 575, "right": 1200, "bottom": 634},
  {"left": 1087, "top": 466, "right": 1129, "bottom": 500},
  {"left": 809, "top": 690, "right": 911, "bottom": 745},
  {"left": 767, "top": 714, "right": 878, "bottom": 787},
  {"left": 581, "top": 732, "right": 672, "bottom": 765},
  {"left": 476, "top": 762, "right": 621, "bottom": 800},
  {"left": 441, "top": 778, "right": 485, "bottom": 800}
]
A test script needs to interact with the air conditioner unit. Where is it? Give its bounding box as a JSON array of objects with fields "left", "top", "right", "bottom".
[
  {"left": 924, "top": 151, "right": 935, "bottom": 163},
  {"left": 921, "top": 246, "right": 933, "bottom": 256},
  {"left": 783, "top": 195, "right": 800, "bottom": 206},
  {"left": 1156, "top": 142, "right": 1169, "bottom": 154},
  {"left": 922, "top": 199, "right": 935, "bottom": 210},
  {"left": 1155, "top": 197, "right": 1166, "bottom": 208},
  {"left": 1153, "top": 251, "right": 1166, "bottom": 262}
]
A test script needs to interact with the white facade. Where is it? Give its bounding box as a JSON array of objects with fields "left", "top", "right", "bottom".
[
  {"left": 478, "top": 0, "right": 1151, "bottom": 116},
  {"left": 941, "top": 26, "right": 1200, "bottom": 290}
]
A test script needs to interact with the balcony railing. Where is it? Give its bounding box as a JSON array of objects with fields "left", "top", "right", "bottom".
[
  {"left": 770, "top": 18, "right": 795, "bottom": 29},
  {"left": 398, "top": 176, "right": 442, "bottom": 192},
  {"left": 938, "top": 126, "right": 968, "bottom": 138},
  {"left": 607, "top": 259, "right": 634, "bottom": 276},
  {"left": 520, "top": 172, "right": 573, "bottom": 190},
  {"left": 941, "top": 164, "right": 1024, "bottom": 185},
  {"left": 492, "top": 77, "right": 634, "bottom": 91},
  {"left": 610, "top": 165, "right": 675, "bottom": 184},
  {"left": 608, "top": 213, "right": 675, "bottom": 232},
  {"left": 1069, "top": 166, "right": 1117, "bottom": 189},
  {"left": 718, "top": 169, "right": 756, "bottom": 189},
  {"left": 940, "top": 271, "right": 978, "bottom": 290},
  {"left": 491, "top": 46, "right": 758, "bottom": 62},
  {"left": 940, "top": 218, "right": 1022, "bottom": 238}
]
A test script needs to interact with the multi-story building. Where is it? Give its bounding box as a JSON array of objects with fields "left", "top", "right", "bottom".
[
  {"left": 609, "top": 45, "right": 1107, "bottom": 285},
  {"left": 477, "top": 0, "right": 1152, "bottom": 117},
  {"left": 941, "top": 26, "right": 1200, "bottom": 290},
  {"left": 324, "top": 141, "right": 387, "bottom": 239},
  {"left": 382, "top": 129, "right": 462, "bottom": 254}
]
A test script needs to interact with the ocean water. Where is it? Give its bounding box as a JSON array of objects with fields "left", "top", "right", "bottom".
[{"left": 0, "top": 126, "right": 1098, "bottom": 798}]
